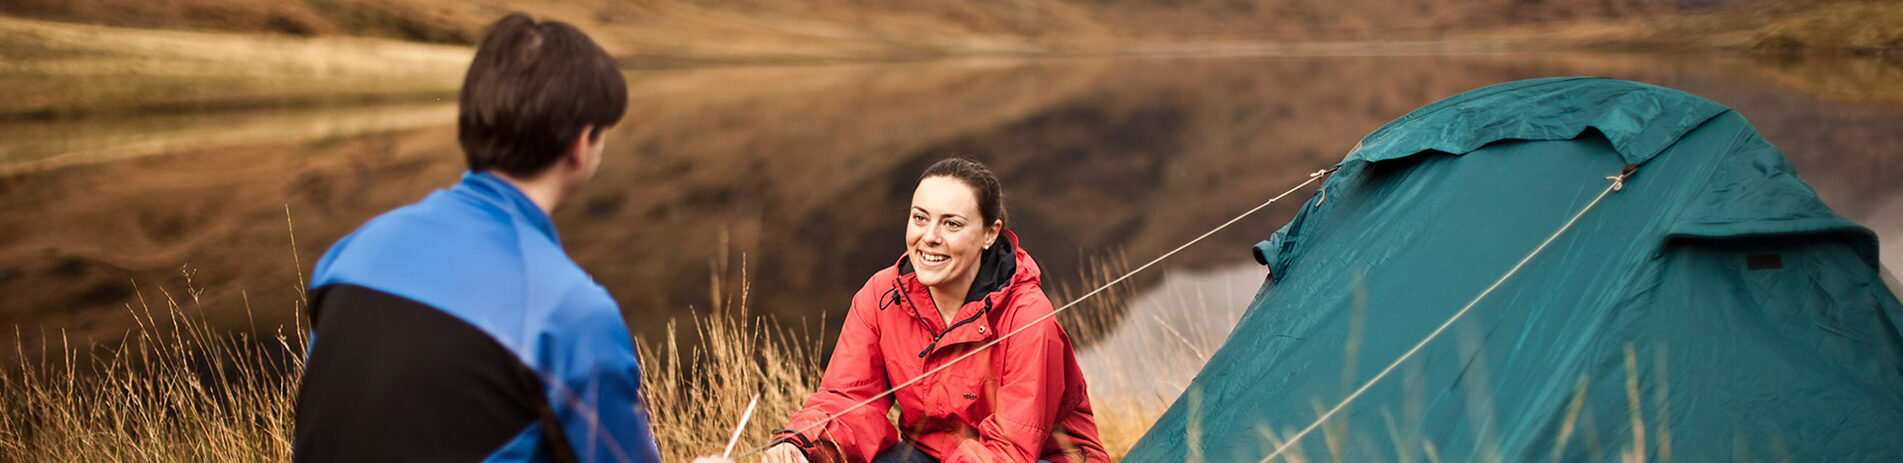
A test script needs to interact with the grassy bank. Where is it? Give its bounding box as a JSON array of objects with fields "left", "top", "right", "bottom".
[
  {"left": 0, "top": 260, "right": 1701, "bottom": 462},
  {"left": 0, "top": 16, "right": 470, "bottom": 120},
  {"left": 0, "top": 261, "right": 1190, "bottom": 461}
]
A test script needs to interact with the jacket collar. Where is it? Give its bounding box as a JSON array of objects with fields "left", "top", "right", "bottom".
[
  {"left": 896, "top": 230, "right": 1019, "bottom": 304},
  {"left": 452, "top": 171, "right": 561, "bottom": 245},
  {"left": 892, "top": 231, "right": 1030, "bottom": 358}
]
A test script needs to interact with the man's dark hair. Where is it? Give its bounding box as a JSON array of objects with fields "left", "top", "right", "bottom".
[
  {"left": 920, "top": 157, "right": 1007, "bottom": 227},
  {"left": 458, "top": 13, "right": 627, "bottom": 177}
]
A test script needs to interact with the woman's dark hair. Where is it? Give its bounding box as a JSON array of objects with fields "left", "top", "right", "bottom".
[
  {"left": 457, "top": 13, "right": 628, "bottom": 177},
  {"left": 920, "top": 157, "right": 1007, "bottom": 227}
]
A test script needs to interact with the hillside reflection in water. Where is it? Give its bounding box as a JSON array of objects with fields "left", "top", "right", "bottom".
[{"left": 1, "top": 52, "right": 1898, "bottom": 351}]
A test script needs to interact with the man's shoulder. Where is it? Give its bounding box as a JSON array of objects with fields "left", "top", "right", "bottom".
[
  {"left": 346, "top": 191, "right": 502, "bottom": 246},
  {"left": 312, "top": 191, "right": 619, "bottom": 358},
  {"left": 309, "top": 190, "right": 541, "bottom": 320},
  {"left": 318, "top": 195, "right": 513, "bottom": 276}
]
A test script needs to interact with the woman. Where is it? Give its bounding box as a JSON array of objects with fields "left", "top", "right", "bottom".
[{"left": 763, "top": 158, "right": 1107, "bottom": 463}]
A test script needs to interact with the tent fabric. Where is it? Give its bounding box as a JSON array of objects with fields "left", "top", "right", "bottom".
[
  {"left": 1348, "top": 77, "right": 1729, "bottom": 166},
  {"left": 1126, "top": 78, "right": 1903, "bottom": 462}
]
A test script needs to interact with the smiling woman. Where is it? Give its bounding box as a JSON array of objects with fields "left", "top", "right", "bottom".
[
  {"left": 762, "top": 158, "right": 1108, "bottom": 463},
  {"left": 907, "top": 160, "right": 1007, "bottom": 327}
]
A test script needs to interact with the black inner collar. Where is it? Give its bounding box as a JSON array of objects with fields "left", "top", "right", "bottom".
[{"left": 897, "top": 236, "right": 1018, "bottom": 304}]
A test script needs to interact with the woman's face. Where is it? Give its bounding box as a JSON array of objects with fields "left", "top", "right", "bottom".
[{"left": 907, "top": 176, "right": 1000, "bottom": 291}]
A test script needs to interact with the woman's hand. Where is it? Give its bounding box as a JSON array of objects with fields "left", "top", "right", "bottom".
[
  {"left": 760, "top": 442, "right": 809, "bottom": 463},
  {"left": 690, "top": 457, "right": 736, "bottom": 463}
]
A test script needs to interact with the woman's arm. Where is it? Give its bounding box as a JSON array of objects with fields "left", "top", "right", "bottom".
[{"left": 780, "top": 287, "right": 901, "bottom": 462}]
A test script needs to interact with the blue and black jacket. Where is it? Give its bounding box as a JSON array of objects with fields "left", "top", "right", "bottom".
[{"left": 295, "top": 172, "right": 662, "bottom": 463}]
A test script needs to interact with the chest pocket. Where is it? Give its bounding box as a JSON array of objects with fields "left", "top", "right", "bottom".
[{"left": 943, "top": 363, "right": 999, "bottom": 421}]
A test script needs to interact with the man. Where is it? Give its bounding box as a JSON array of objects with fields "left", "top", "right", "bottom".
[{"left": 295, "top": 14, "right": 711, "bottom": 463}]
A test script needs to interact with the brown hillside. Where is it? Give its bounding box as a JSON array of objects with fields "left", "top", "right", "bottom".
[
  {"left": 1479, "top": 0, "right": 1903, "bottom": 55},
  {"left": 1, "top": 0, "right": 1693, "bottom": 58},
  {"left": 0, "top": 0, "right": 1110, "bottom": 59}
]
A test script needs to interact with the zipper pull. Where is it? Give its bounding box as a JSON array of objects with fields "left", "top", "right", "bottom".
[{"left": 918, "top": 334, "right": 943, "bottom": 358}]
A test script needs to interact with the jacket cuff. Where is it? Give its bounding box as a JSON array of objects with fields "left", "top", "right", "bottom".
[{"left": 771, "top": 428, "right": 816, "bottom": 453}]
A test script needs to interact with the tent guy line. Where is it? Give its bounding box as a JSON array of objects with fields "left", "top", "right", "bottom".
[
  {"left": 1257, "top": 164, "right": 1638, "bottom": 463},
  {"left": 734, "top": 166, "right": 1340, "bottom": 459}
]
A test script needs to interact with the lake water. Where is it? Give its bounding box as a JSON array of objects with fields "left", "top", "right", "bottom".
[{"left": 3, "top": 51, "right": 1899, "bottom": 356}]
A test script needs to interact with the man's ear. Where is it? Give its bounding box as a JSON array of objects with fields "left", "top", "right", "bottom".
[{"left": 565, "top": 125, "right": 597, "bottom": 168}]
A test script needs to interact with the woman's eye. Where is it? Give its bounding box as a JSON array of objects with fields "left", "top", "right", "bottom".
[
  {"left": 945, "top": 221, "right": 963, "bottom": 231},
  {"left": 911, "top": 213, "right": 926, "bottom": 223}
]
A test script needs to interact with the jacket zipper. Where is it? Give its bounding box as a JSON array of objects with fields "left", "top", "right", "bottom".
[
  {"left": 893, "top": 278, "right": 939, "bottom": 339},
  {"left": 918, "top": 298, "right": 991, "bottom": 358}
]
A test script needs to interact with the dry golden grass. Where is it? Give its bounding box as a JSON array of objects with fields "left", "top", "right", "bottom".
[
  {"left": 0, "top": 258, "right": 1711, "bottom": 463},
  {"left": 1055, "top": 255, "right": 1226, "bottom": 459},
  {"left": 639, "top": 272, "right": 829, "bottom": 461},
  {"left": 0, "top": 254, "right": 1203, "bottom": 461},
  {"left": 0, "top": 270, "right": 304, "bottom": 462},
  {"left": 2, "top": 233, "right": 1687, "bottom": 461}
]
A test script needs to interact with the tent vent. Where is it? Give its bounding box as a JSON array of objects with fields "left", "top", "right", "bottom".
[{"left": 1747, "top": 254, "right": 1783, "bottom": 271}]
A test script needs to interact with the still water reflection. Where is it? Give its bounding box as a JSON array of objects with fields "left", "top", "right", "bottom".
[{"left": 2, "top": 52, "right": 1899, "bottom": 351}]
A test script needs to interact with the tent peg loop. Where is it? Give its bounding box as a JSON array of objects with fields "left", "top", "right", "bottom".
[{"left": 1607, "top": 164, "right": 1639, "bottom": 192}]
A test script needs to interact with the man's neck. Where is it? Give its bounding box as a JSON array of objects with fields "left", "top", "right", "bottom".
[{"left": 490, "top": 171, "right": 564, "bottom": 215}]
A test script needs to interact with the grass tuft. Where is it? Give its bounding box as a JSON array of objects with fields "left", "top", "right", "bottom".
[{"left": 0, "top": 270, "right": 304, "bottom": 462}]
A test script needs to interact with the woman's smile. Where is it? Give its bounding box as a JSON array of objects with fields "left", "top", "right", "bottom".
[{"left": 916, "top": 251, "right": 950, "bottom": 265}]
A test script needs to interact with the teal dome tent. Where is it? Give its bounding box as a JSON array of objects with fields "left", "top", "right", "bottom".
[{"left": 1126, "top": 77, "right": 1903, "bottom": 462}]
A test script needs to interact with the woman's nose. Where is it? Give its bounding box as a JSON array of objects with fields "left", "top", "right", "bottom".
[{"left": 922, "top": 224, "right": 943, "bottom": 244}]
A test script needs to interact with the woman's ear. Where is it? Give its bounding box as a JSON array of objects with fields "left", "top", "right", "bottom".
[{"left": 983, "top": 219, "right": 1002, "bottom": 249}]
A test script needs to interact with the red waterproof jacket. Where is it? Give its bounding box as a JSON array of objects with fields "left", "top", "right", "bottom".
[{"left": 778, "top": 231, "right": 1107, "bottom": 463}]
